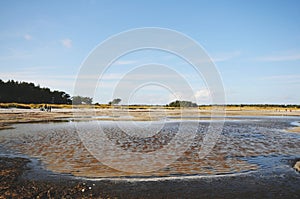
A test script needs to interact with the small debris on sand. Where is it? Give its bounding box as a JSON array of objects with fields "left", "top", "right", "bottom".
[{"left": 294, "top": 161, "right": 300, "bottom": 172}]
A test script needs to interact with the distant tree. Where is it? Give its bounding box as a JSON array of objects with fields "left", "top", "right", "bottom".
[
  {"left": 168, "top": 100, "right": 197, "bottom": 107},
  {"left": 72, "top": 96, "right": 93, "bottom": 105},
  {"left": 109, "top": 98, "right": 121, "bottom": 105}
]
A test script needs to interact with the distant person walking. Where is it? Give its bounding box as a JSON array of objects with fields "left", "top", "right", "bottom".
[
  {"left": 40, "top": 104, "right": 51, "bottom": 112},
  {"left": 46, "top": 105, "right": 51, "bottom": 112}
]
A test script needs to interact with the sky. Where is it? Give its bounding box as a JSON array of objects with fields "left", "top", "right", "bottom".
[{"left": 1, "top": 0, "right": 300, "bottom": 104}]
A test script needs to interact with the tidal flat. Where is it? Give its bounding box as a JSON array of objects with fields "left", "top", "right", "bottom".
[{"left": 0, "top": 108, "right": 300, "bottom": 198}]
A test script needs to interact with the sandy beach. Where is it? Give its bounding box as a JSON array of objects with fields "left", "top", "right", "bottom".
[{"left": 0, "top": 107, "right": 300, "bottom": 198}]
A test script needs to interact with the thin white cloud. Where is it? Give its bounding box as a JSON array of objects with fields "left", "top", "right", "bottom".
[
  {"left": 211, "top": 51, "right": 241, "bottom": 62},
  {"left": 61, "top": 38, "right": 72, "bottom": 48},
  {"left": 195, "top": 88, "right": 210, "bottom": 100},
  {"left": 114, "top": 60, "right": 137, "bottom": 65},
  {"left": 24, "top": 34, "right": 32, "bottom": 40},
  {"left": 0, "top": 71, "right": 75, "bottom": 82},
  {"left": 68, "top": 72, "right": 172, "bottom": 82},
  {"left": 100, "top": 73, "right": 123, "bottom": 80},
  {"left": 262, "top": 74, "right": 300, "bottom": 80},
  {"left": 261, "top": 75, "right": 300, "bottom": 84},
  {"left": 98, "top": 72, "right": 190, "bottom": 82},
  {"left": 0, "top": 48, "right": 31, "bottom": 61},
  {"left": 256, "top": 52, "right": 300, "bottom": 62},
  {"left": 74, "top": 73, "right": 122, "bottom": 81}
]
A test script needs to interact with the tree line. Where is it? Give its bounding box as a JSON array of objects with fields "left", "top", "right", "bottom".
[
  {"left": 0, "top": 79, "right": 116, "bottom": 105},
  {"left": 0, "top": 79, "right": 74, "bottom": 104}
]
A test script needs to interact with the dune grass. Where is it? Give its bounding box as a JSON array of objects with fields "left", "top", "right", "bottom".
[{"left": 0, "top": 102, "right": 299, "bottom": 112}]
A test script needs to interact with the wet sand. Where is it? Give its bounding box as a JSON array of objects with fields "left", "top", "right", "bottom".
[{"left": 0, "top": 156, "right": 299, "bottom": 198}]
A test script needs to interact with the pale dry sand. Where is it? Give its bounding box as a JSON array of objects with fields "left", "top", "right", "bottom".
[
  {"left": 288, "top": 127, "right": 300, "bottom": 133},
  {"left": 1, "top": 107, "right": 300, "bottom": 129}
]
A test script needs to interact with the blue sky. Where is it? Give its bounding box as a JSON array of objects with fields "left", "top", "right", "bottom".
[{"left": 1, "top": 0, "right": 300, "bottom": 104}]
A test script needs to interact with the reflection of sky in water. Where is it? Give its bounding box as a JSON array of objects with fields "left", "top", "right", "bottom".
[{"left": 0, "top": 117, "right": 299, "bottom": 178}]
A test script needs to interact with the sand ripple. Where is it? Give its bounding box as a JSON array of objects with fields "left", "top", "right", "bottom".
[{"left": 0, "top": 118, "right": 299, "bottom": 178}]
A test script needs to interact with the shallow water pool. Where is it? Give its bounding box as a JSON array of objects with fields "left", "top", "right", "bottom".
[{"left": 0, "top": 116, "right": 299, "bottom": 179}]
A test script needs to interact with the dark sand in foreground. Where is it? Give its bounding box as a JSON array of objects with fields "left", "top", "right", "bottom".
[{"left": 0, "top": 156, "right": 299, "bottom": 198}]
